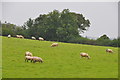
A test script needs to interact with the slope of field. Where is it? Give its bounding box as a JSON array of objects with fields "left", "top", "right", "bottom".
[
  {"left": 0, "top": 36, "right": 2, "bottom": 79},
  {"left": 2, "top": 36, "right": 118, "bottom": 78}
]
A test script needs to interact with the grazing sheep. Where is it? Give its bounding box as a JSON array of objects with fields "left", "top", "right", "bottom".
[
  {"left": 20, "top": 35, "right": 24, "bottom": 39},
  {"left": 80, "top": 52, "right": 90, "bottom": 59},
  {"left": 32, "top": 57, "right": 43, "bottom": 63},
  {"left": 16, "top": 35, "right": 19, "bottom": 38},
  {"left": 25, "top": 51, "right": 33, "bottom": 56},
  {"left": 51, "top": 43, "right": 58, "bottom": 47},
  {"left": 106, "top": 49, "right": 113, "bottom": 53},
  {"left": 31, "top": 36, "right": 36, "bottom": 40},
  {"left": 8, "top": 34, "right": 11, "bottom": 38},
  {"left": 25, "top": 56, "right": 33, "bottom": 62},
  {"left": 38, "top": 37, "right": 44, "bottom": 41},
  {"left": 16, "top": 35, "right": 24, "bottom": 39}
]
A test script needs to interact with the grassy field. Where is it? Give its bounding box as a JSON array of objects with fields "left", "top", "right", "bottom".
[
  {"left": 2, "top": 36, "right": 118, "bottom": 78},
  {"left": 0, "top": 36, "right": 2, "bottom": 79}
]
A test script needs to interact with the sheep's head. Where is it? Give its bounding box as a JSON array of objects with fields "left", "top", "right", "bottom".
[
  {"left": 87, "top": 56, "right": 90, "bottom": 59},
  {"left": 40, "top": 59, "right": 43, "bottom": 63}
]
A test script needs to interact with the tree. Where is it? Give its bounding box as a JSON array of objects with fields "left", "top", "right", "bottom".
[
  {"left": 23, "top": 9, "right": 90, "bottom": 41},
  {"left": 96, "top": 34, "right": 111, "bottom": 46},
  {"left": 97, "top": 34, "right": 110, "bottom": 40}
]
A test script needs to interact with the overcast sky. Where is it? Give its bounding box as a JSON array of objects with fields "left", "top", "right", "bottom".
[{"left": 1, "top": 2, "right": 118, "bottom": 39}]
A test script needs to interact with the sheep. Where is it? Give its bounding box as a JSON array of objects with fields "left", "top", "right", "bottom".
[
  {"left": 16, "top": 35, "right": 24, "bottom": 39},
  {"left": 25, "top": 51, "right": 33, "bottom": 56},
  {"left": 51, "top": 43, "right": 58, "bottom": 47},
  {"left": 106, "top": 49, "right": 113, "bottom": 53},
  {"left": 80, "top": 52, "right": 90, "bottom": 59},
  {"left": 32, "top": 57, "right": 43, "bottom": 63},
  {"left": 25, "top": 56, "right": 34, "bottom": 62},
  {"left": 31, "top": 36, "right": 36, "bottom": 40},
  {"left": 20, "top": 35, "right": 24, "bottom": 39},
  {"left": 38, "top": 37, "right": 44, "bottom": 41},
  {"left": 8, "top": 34, "right": 11, "bottom": 38},
  {"left": 16, "top": 35, "right": 19, "bottom": 38}
]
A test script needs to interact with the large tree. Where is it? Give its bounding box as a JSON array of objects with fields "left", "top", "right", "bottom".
[{"left": 24, "top": 9, "right": 91, "bottom": 41}]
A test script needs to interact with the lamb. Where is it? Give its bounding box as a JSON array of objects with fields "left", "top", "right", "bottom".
[
  {"left": 38, "top": 37, "right": 44, "bottom": 41},
  {"left": 8, "top": 34, "right": 11, "bottom": 38},
  {"left": 25, "top": 51, "right": 33, "bottom": 56},
  {"left": 31, "top": 36, "right": 36, "bottom": 40},
  {"left": 32, "top": 57, "right": 43, "bottom": 63},
  {"left": 51, "top": 43, "right": 58, "bottom": 47},
  {"left": 106, "top": 49, "right": 113, "bottom": 53},
  {"left": 80, "top": 52, "right": 90, "bottom": 59}
]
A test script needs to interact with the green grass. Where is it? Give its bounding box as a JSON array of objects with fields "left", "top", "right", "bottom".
[
  {"left": 2, "top": 36, "right": 118, "bottom": 78},
  {"left": 0, "top": 36, "right": 2, "bottom": 79}
]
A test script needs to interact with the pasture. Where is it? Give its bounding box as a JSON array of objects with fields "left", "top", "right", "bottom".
[{"left": 2, "top": 36, "right": 118, "bottom": 78}]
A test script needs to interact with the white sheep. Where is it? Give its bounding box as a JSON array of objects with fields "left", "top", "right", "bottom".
[
  {"left": 106, "top": 49, "right": 113, "bottom": 53},
  {"left": 80, "top": 52, "right": 90, "bottom": 59},
  {"left": 20, "top": 35, "right": 24, "bottom": 39},
  {"left": 25, "top": 51, "right": 33, "bottom": 56},
  {"left": 51, "top": 43, "right": 58, "bottom": 47},
  {"left": 31, "top": 36, "right": 36, "bottom": 40},
  {"left": 16, "top": 35, "right": 19, "bottom": 38},
  {"left": 38, "top": 37, "right": 44, "bottom": 41},
  {"left": 16, "top": 35, "right": 24, "bottom": 39},
  {"left": 8, "top": 34, "right": 11, "bottom": 38},
  {"left": 32, "top": 57, "right": 43, "bottom": 63}
]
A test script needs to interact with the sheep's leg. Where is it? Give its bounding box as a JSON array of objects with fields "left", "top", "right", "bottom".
[
  {"left": 31, "top": 60, "right": 32, "bottom": 62},
  {"left": 27, "top": 59, "right": 28, "bottom": 62},
  {"left": 25, "top": 59, "right": 26, "bottom": 62},
  {"left": 31, "top": 59, "right": 33, "bottom": 63},
  {"left": 25, "top": 58, "right": 28, "bottom": 62}
]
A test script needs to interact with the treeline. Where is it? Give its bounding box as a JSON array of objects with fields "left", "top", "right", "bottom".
[
  {"left": 67, "top": 35, "right": 120, "bottom": 47},
  {"left": 1, "top": 9, "right": 120, "bottom": 47}
]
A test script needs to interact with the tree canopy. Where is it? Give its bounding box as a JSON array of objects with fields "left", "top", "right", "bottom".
[
  {"left": 23, "top": 9, "right": 90, "bottom": 41},
  {"left": 97, "top": 34, "right": 110, "bottom": 40}
]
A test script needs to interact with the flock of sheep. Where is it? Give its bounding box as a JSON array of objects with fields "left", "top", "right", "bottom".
[
  {"left": 8, "top": 34, "right": 44, "bottom": 41},
  {"left": 7, "top": 34, "right": 114, "bottom": 63}
]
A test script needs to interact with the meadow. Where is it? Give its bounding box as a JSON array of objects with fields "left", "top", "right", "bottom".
[{"left": 2, "top": 36, "right": 118, "bottom": 78}]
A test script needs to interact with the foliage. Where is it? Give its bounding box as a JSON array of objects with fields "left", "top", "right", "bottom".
[
  {"left": 97, "top": 34, "right": 110, "bottom": 40},
  {"left": 23, "top": 9, "right": 90, "bottom": 41}
]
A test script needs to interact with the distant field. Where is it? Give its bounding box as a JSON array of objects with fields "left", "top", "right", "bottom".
[{"left": 2, "top": 36, "right": 118, "bottom": 78}]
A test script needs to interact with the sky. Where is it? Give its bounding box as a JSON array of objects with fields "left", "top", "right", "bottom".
[
  {"left": 0, "top": 2, "right": 2, "bottom": 22},
  {"left": 1, "top": 2, "right": 118, "bottom": 39}
]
